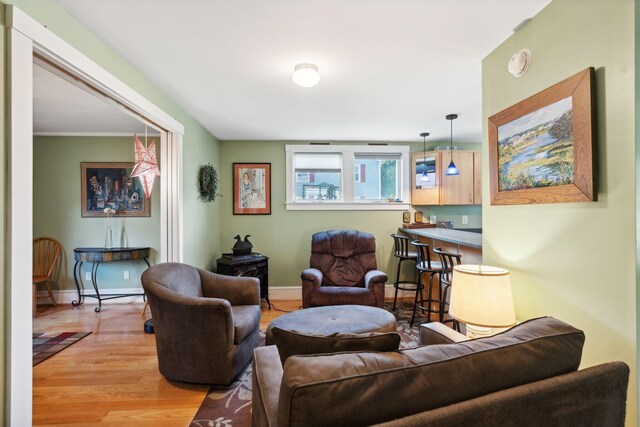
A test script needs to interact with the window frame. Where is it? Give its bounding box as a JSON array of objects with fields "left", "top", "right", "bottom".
[{"left": 285, "top": 144, "right": 411, "bottom": 211}]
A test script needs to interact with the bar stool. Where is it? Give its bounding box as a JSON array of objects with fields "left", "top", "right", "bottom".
[
  {"left": 390, "top": 234, "right": 419, "bottom": 310},
  {"left": 410, "top": 240, "right": 443, "bottom": 327},
  {"left": 433, "top": 247, "right": 462, "bottom": 331}
]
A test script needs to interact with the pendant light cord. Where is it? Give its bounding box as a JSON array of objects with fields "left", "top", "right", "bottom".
[{"left": 449, "top": 118, "right": 453, "bottom": 155}]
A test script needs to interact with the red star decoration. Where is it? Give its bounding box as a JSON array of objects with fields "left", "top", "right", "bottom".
[{"left": 131, "top": 135, "right": 160, "bottom": 199}]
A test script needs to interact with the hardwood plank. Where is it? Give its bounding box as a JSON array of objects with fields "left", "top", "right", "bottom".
[{"left": 32, "top": 300, "right": 301, "bottom": 426}]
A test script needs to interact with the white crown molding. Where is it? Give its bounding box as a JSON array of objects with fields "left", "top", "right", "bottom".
[{"left": 33, "top": 132, "right": 161, "bottom": 137}]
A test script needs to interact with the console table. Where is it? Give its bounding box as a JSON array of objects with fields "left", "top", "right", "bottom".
[
  {"left": 216, "top": 252, "right": 271, "bottom": 309},
  {"left": 73, "top": 247, "right": 151, "bottom": 312}
]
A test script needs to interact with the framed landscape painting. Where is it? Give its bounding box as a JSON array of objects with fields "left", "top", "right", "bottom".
[
  {"left": 488, "top": 67, "right": 596, "bottom": 205},
  {"left": 81, "top": 162, "right": 150, "bottom": 217},
  {"left": 233, "top": 163, "right": 271, "bottom": 215}
]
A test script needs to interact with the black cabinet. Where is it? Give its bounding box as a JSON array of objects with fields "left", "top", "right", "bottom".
[{"left": 216, "top": 253, "right": 270, "bottom": 309}]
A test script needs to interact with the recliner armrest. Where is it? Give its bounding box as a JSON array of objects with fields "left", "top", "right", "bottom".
[
  {"left": 419, "top": 322, "right": 468, "bottom": 345},
  {"left": 364, "top": 270, "right": 388, "bottom": 288},
  {"left": 301, "top": 268, "right": 323, "bottom": 287}
]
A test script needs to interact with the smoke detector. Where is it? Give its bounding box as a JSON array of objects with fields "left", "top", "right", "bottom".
[{"left": 507, "top": 49, "right": 531, "bottom": 78}]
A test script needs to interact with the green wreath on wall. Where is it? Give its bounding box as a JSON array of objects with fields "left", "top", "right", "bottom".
[{"left": 198, "top": 163, "right": 220, "bottom": 203}]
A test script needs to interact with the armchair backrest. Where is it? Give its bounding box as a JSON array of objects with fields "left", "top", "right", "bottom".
[
  {"left": 141, "top": 262, "right": 203, "bottom": 298},
  {"left": 310, "top": 230, "right": 377, "bottom": 287}
]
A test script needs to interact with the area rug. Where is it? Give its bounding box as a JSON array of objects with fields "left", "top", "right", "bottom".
[
  {"left": 33, "top": 331, "right": 92, "bottom": 366},
  {"left": 190, "top": 301, "right": 420, "bottom": 427}
]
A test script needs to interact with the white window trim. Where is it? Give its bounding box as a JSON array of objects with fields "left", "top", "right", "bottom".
[{"left": 285, "top": 144, "right": 410, "bottom": 211}]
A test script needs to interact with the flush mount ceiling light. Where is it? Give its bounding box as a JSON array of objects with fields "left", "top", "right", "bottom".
[
  {"left": 292, "top": 63, "right": 320, "bottom": 87},
  {"left": 507, "top": 49, "right": 531, "bottom": 78}
]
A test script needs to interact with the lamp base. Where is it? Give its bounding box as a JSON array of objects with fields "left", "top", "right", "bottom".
[
  {"left": 465, "top": 324, "right": 492, "bottom": 339},
  {"left": 464, "top": 324, "right": 512, "bottom": 339}
]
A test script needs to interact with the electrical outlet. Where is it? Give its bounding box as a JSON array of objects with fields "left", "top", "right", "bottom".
[
  {"left": 462, "top": 215, "right": 469, "bottom": 225},
  {"left": 124, "top": 270, "right": 130, "bottom": 280},
  {"left": 85, "top": 272, "right": 91, "bottom": 281}
]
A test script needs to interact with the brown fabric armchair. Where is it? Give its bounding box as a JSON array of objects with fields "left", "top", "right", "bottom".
[
  {"left": 302, "top": 230, "right": 388, "bottom": 308},
  {"left": 142, "top": 262, "right": 261, "bottom": 385}
]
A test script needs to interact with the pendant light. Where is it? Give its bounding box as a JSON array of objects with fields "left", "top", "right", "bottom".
[
  {"left": 419, "top": 132, "right": 430, "bottom": 182},
  {"left": 445, "top": 114, "right": 460, "bottom": 176}
]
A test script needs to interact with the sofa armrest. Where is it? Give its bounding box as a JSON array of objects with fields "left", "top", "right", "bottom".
[
  {"left": 252, "top": 346, "right": 283, "bottom": 427},
  {"left": 199, "top": 269, "right": 260, "bottom": 306},
  {"left": 419, "top": 322, "right": 468, "bottom": 345}
]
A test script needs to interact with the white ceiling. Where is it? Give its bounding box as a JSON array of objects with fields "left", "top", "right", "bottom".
[
  {"left": 54, "top": 0, "right": 551, "bottom": 143},
  {"left": 33, "top": 63, "right": 156, "bottom": 135}
]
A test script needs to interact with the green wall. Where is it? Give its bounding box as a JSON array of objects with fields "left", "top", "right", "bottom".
[
  {"left": 636, "top": 0, "right": 640, "bottom": 411},
  {"left": 33, "top": 136, "right": 161, "bottom": 291},
  {"left": 0, "top": 4, "right": 6, "bottom": 421},
  {"left": 482, "top": 0, "right": 636, "bottom": 423},
  {"left": 219, "top": 140, "right": 481, "bottom": 288}
]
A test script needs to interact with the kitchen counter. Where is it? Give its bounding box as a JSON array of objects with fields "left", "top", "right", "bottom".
[{"left": 400, "top": 227, "right": 482, "bottom": 250}]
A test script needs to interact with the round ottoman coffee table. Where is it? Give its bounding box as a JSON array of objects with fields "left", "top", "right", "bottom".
[{"left": 265, "top": 305, "right": 398, "bottom": 362}]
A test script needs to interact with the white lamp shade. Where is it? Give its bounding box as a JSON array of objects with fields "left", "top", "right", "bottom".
[
  {"left": 293, "top": 63, "right": 320, "bottom": 87},
  {"left": 449, "top": 265, "right": 516, "bottom": 328}
]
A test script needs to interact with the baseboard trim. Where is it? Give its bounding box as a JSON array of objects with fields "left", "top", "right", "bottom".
[{"left": 36, "top": 288, "right": 145, "bottom": 305}]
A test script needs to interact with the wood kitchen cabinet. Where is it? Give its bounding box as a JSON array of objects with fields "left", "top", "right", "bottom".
[{"left": 411, "top": 150, "right": 481, "bottom": 206}]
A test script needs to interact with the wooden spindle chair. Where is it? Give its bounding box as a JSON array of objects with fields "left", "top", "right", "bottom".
[{"left": 33, "top": 237, "right": 61, "bottom": 317}]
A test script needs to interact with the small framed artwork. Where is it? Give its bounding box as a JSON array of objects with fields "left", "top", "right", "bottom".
[
  {"left": 402, "top": 211, "right": 411, "bottom": 224},
  {"left": 414, "top": 211, "right": 423, "bottom": 223},
  {"left": 488, "top": 67, "right": 595, "bottom": 205},
  {"left": 233, "top": 163, "right": 271, "bottom": 215},
  {"left": 81, "top": 162, "right": 150, "bottom": 217}
]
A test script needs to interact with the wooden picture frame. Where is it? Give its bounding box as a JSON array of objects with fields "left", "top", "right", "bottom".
[
  {"left": 233, "top": 163, "right": 271, "bottom": 215},
  {"left": 488, "top": 67, "right": 596, "bottom": 205},
  {"left": 81, "top": 162, "right": 150, "bottom": 217}
]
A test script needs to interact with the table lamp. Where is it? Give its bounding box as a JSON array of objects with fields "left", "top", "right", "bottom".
[{"left": 449, "top": 265, "right": 516, "bottom": 339}]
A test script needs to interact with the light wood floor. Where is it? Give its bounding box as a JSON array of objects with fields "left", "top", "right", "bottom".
[{"left": 32, "top": 300, "right": 301, "bottom": 426}]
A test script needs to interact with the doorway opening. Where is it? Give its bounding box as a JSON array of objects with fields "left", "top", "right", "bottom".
[{"left": 8, "top": 6, "right": 184, "bottom": 425}]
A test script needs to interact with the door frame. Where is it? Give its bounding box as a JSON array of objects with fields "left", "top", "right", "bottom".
[{"left": 6, "top": 6, "right": 184, "bottom": 425}]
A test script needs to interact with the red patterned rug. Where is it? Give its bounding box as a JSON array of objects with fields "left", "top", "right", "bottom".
[
  {"left": 32, "top": 332, "right": 92, "bottom": 366},
  {"left": 190, "top": 301, "right": 420, "bottom": 426}
]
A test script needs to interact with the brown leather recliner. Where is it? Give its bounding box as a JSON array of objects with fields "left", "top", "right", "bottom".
[
  {"left": 302, "top": 230, "right": 388, "bottom": 308},
  {"left": 142, "top": 262, "right": 261, "bottom": 385}
]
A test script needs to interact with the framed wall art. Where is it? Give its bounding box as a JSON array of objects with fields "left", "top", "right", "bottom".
[
  {"left": 233, "top": 163, "right": 271, "bottom": 215},
  {"left": 488, "top": 67, "right": 595, "bottom": 205},
  {"left": 81, "top": 162, "right": 150, "bottom": 217}
]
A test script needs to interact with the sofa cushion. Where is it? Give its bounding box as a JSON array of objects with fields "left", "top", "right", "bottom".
[
  {"left": 271, "top": 327, "right": 401, "bottom": 365},
  {"left": 277, "top": 317, "right": 585, "bottom": 427},
  {"left": 232, "top": 305, "right": 261, "bottom": 345}
]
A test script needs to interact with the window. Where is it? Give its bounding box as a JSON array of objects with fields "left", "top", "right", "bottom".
[
  {"left": 354, "top": 154, "right": 400, "bottom": 201},
  {"left": 293, "top": 153, "right": 342, "bottom": 201},
  {"left": 286, "top": 144, "right": 410, "bottom": 210}
]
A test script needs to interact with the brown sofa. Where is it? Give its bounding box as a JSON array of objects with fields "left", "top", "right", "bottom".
[
  {"left": 142, "top": 262, "right": 261, "bottom": 385},
  {"left": 252, "top": 317, "right": 629, "bottom": 426},
  {"left": 302, "top": 230, "right": 388, "bottom": 308}
]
